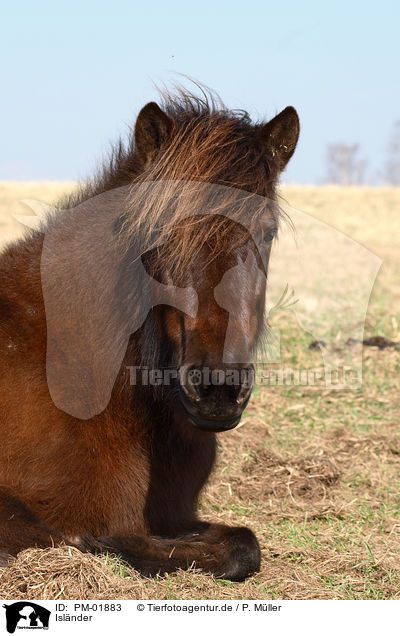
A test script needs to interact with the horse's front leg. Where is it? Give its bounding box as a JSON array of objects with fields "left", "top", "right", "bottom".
[{"left": 85, "top": 523, "right": 261, "bottom": 582}]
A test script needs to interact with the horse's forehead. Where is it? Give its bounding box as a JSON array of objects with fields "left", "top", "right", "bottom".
[{"left": 192, "top": 241, "right": 261, "bottom": 287}]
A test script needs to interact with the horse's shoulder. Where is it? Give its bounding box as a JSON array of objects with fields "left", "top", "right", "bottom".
[{"left": 0, "top": 239, "right": 44, "bottom": 348}]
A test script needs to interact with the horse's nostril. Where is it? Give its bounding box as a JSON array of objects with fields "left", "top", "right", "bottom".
[
  {"left": 233, "top": 366, "right": 254, "bottom": 406},
  {"left": 182, "top": 383, "right": 201, "bottom": 401},
  {"left": 179, "top": 365, "right": 202, "bottom": 403},
  {"left": 235, "top": 384, "right": 252, "bottom": 405},
  {"left": 180, "top": 366, "right": 220, "bottom": 404}
]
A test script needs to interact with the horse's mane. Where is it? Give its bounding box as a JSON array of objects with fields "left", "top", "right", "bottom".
[
  {"left": 58, "top": 84, "right": 280, "bottom": 276},
  {"left": 62, "top": 84, "right": 276, "bottom": 199},
  {"left": 159, "top": 83, "right": 251, "bottom": 125}
]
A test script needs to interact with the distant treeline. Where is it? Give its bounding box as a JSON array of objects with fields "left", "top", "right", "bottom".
[{"left": 325, "top": 120, "right": 400, "bottom": 185}]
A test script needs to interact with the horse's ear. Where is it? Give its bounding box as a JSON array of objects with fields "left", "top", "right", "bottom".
[
  {"left": 135, "top": 102, "right": 173, "bottom": 166},
  {"left": 258, "top": 106, "right": 300, "bottom": 171}
]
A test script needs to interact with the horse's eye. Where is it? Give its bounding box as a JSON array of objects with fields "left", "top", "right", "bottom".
[{"left": 262, "top": 228, "right": 277, "bottom": 245}]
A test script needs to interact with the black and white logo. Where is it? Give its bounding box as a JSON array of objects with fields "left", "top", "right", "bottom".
[{"left": 3, "top": 603, "right": 50, "bottom": 633}]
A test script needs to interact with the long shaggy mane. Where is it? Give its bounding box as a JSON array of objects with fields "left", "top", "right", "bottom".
[{"left": 60, "top": 83, "right": 281, "bottom": 275}]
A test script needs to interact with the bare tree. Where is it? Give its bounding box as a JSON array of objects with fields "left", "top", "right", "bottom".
[
  {"left": 325, "top": 143, "right": 367, "bottom": 185},
  {"left": 384, "top": 120, "right": 400, "bottom": 185}
]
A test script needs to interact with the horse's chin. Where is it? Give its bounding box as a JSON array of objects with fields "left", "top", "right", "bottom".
[{"left": 184, "top": 410, "right": 241, "bottom": 432}]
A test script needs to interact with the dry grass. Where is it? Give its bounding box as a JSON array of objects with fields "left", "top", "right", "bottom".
[{"left": 0, "top": 183, "right": 399, "bottom": 600}]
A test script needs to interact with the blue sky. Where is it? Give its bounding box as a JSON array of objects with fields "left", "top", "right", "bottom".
[{"left": 1, "top": 0, "right": 399, "bottom": 183}]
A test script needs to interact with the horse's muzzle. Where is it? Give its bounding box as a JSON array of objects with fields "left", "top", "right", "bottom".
[{"left": 178, "top": 364, "right": 254, "bottom": 433}]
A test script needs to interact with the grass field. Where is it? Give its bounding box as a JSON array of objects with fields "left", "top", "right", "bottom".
[{"left": 0, "top": 183, "right": 399, "bottom": 600}]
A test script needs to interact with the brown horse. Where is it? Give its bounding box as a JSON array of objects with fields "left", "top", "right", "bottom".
[{"left": 0, "top": 88, "right": 299, "bottom": 581}]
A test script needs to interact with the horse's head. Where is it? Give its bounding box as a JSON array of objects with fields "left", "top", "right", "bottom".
[{"left": 131, "top": 93, "right": 299, "bottom": 432}]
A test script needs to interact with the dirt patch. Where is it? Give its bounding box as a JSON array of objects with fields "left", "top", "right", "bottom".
[{"left": 242, "top": 451, "right": 340, "bottom": 500}]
